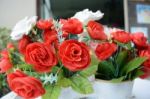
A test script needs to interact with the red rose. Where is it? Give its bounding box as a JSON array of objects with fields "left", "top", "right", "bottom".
[
  {"left": 59, "top": 40, "right": 91, "bottom": 71},
  {"left": 62, "top": 18, "right": 83, "bottom": 34},
  {"left": 18, "top": 35, "right": 32, "bottom": 54},
  {"left": 87, "top": 21, "right": 107, "bottom": 40},
  {"left": 131, "top": 32, "right": 148, "bottom": 49},
  {"left": 7, "top": 70, "right": 45, "bottom": 98},
  {"left": 111, "top": 30, "right": 131, "bottom": 43},
  {"left": 139, "top": 48, "right": 150, "bottom": 78},
  {"left": 0, "top": 50, "right": 12, "bottom": 73},
  {"left": 139, "top": 49, "right": 150, "bottom": 69},
  {"left": 43, "top": 30, "right": 58, "bottom": 44},
  {"left": 95, "top": 42, "right": 117, "bottom": 61},
  {"left": 36, "top": 19, "right": 53, "bottom": 30},
  {"left": 25, "top": 42, "right": 57, "bottom": 72},
  {"left": 7, "top": 43, "right": 15, "bottom": 49}
]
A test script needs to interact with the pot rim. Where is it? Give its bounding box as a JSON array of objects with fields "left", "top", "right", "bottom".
[{"left": 95, "top": 78, "right": 133, "bottom": 84}]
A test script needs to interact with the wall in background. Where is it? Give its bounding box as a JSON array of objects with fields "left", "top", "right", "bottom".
[{"left": 0, "top": 0, "right": 36, "bottom": 28}]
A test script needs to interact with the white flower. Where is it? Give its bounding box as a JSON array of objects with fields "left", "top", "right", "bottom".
[
  {"left": 11, "top": 16, "right": 37, "bottom": 40},
  {"left": 72, "top": 9, "right": 104, "bottom": 25}
]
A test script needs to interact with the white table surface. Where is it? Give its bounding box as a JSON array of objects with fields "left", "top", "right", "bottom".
[{"left": 1, "top": 78, "right": 150, "bottom": 99}]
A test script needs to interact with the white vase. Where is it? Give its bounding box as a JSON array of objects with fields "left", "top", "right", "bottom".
[{"left": 94, "top": 79, "right": 134, "bottom": 99}]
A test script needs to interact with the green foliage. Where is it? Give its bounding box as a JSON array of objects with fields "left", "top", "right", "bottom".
[
  {"left": 42, "top": 85, "right": 61, "bottom": 99},
  {"left": 96, "top": 60, "right": 115, "bottom": 80},
  {"left": 121, "top": 57, "right": 147, "bottom": 75},
  {"left": 70, "top": 75, "right": 93, "bottom": 94}
]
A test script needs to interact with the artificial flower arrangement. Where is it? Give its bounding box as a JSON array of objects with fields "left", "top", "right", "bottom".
[
  {"left": 0, "top": 9, "right": 103, "bottom": 99},
  {"left": 1, "top": 9, "right": 150, "bottom": 99}
]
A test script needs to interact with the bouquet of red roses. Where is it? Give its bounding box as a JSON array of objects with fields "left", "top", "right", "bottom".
[{"left": 0, "top": 9, "right": 105, "bottom": 99}]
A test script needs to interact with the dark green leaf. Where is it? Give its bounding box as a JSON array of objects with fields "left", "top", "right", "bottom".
[
  {"left": 42, "top": 85, "right": 61, "bottom": 99},
  {"left": 97, "top": 61, "right": 115, "bottom": 79},
  {"left": 70, "top": 75, "right": 93, "bottom": 94},
  {"left": 131, "top": 69, "right": 145, "bottom": 80},
  {"left": 121, "top": 57, "right": 147, "bottom": 75}
]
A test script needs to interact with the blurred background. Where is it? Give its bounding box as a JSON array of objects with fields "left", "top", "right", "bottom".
[{"left": 0, "top": 0, "right": 150, "bottom": 97}]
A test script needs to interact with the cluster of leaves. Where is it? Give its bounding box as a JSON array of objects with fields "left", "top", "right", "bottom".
[{"left": 96, "top": 41, "right": 147, "bottom": 83}]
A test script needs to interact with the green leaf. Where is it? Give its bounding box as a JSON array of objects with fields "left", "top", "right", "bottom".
[
  {"left": 79, "top": 65, "right": 98, "bottom": 77},
  {"left": 57, "top": 77, "right": 71, "bottom": 88},
  {"left": 97, "top": 61, "right": 115, "bottom": 79},
  {"left": 110, "top": 76, "right": 125, "bottom": 83},
  {"left": 42, "top": 85, "right": 61, "bottom": 99},
  {"left": 70, "top": 75, "right": 93, "bottom": 94},
  {"left": 121, "top": 57, "right": 147, "bottom": 75},
  {"left": 131, "top": 69, "right": 145, "bottom": 80},
  {"left": 116, "top": 50, "right": 128, "bottom": 69}
]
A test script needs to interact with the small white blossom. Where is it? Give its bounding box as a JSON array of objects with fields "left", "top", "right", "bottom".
[
  {"left": 11, "top": 16, "right": 37, "bottom": 40},
  {"left": 72, "top": 9, "right": 104, "bottom": 25}
]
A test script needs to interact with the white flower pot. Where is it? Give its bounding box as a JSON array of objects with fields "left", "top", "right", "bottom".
[{"left": 94, "top": 79, "right": 134, "bottom": 99}]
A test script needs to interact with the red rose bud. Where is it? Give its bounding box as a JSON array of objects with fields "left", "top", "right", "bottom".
[
  {"left": 25, "top": 42, "right": 57, "bottom": 72},
  {"left": 95, "top": 42, "right": 117, "bottom": 61},
  {"left": 87, "top": 21, "right": 107, "bottom": 40},
  {"left": 18, "top": 35, "right": 32, "bottom": 55},
  {"left": 7, "top": 70, "right": 45, "bottom": 98},
  {"left": 0, "top": 50, "right": 12, "bottom": 73},
  {"left": 7, "top": 43, "right": 15, "bottom": 50},
  {"left": 36, "top": 19, "right": 53, "bottom": 30},
  {"left": 111, "top": 30, "right": 131, "bottom": 43},
  {"left": 62, "top": 18, "right": 83, "bottom": 34},
  {"left": 59, "top": 40, "right": 91, "bottom": 71},
  {"left": 131, "top": 32, "right": 148, "bottom": 49}
]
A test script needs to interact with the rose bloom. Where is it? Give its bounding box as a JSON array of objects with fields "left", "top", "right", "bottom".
[
  {"left": 0, "top": 50, "right": 12, "bottom": 73},
  {"left": 43, "top": 29, "right": 59, "bottom": 49},
  {"left": 25, "top": 42, "right": 57, "bottom": 72},
  {"left": 7, "top": 70, "right": 45, "bottom": 98},
  {"left": 18, "top": 35, "right": 32, "bottom": 55},
  {"left": 59, "top": 40, "right": 91, "bottom": 71},
  {"left": 95, "top": 42, "right": 117, "bottom": 61},
  {"left": 131, "top": 32, "right": 148, "bottom": 49},
  {"left": 36, "top": 19, "right": 53, "bottom": 30},
  {"left": 111, "top": 30, "right": 131, "bottom": 43},
  {"left": 87, "top": 21, "right": 107, "bottom": 40},
  {"left": 7, "top": 43, "right": 15, "bottom": 49},
  {"left": 62, "top": 18, "right": 83, "bottom": 34},
  {"left": 139, "top": 49, "right": 150, "bottom": 78}
]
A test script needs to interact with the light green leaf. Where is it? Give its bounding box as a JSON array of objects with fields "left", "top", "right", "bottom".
[
  {"left": 42, "top": 85, "right": 61, "bottom": 99},
  {"left": 110, "top": 76, "right": 125, "bottom": 83},
  {"left": 58, "top": 77, "right": 71, "bottom": 88},
  {"left": 70, "top": 75, "right": 93, "bottom": 94},
  {"left": 121, "top": 57, "right": 147, "bottom": 75},
  {"left": 79, "top": 65, "right": 98, "bottom": 77}
]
